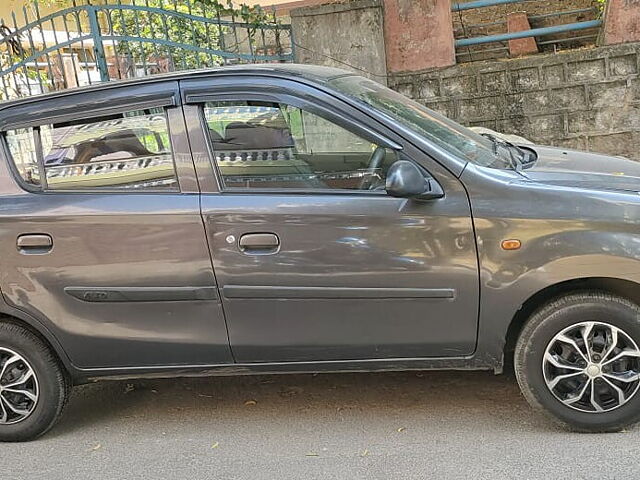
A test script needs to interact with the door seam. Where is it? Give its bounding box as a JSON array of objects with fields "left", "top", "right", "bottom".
[{"left": 179, "top": 101, "right": 236, "bottom": 363}]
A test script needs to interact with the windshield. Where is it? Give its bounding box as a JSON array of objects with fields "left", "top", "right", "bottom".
[{"left": 328, "top": 75, "right": 513, "bottom": 169}]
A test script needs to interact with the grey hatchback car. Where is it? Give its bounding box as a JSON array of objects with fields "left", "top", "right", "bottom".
[{"left": 1, "top": 64, "right": 640, "bottom": 441}]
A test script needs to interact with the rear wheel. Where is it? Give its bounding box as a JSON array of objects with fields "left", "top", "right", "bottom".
[
  {"left": 515, "top": 292, "right": 640, "bottom": 432},
  {"left": 0, "top": 322, "right": 70, "bottom": 441}
]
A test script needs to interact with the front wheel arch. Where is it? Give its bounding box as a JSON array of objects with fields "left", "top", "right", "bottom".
[{"left": 504, "top": 277, "right": 640, "bottom": 370}]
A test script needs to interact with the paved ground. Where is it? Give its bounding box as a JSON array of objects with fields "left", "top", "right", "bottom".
[{"left": 3, "top": 370, "right": 640, "bottom": 479}]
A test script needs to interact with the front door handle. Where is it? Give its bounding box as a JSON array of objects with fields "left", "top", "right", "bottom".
[
  {"left": 17, "top": 234, "right": 53, "bottom": 254},
  {"left": 238, "top": 233, "right": 280, "bottom": 254}
]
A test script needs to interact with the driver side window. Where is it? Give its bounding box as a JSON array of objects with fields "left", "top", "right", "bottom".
[{"left": 203, "top": 101, "right": 398, "bottom": 191}]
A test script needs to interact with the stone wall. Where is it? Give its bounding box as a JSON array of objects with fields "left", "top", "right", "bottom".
[{"left": 388, "top": 42, "right": 640, "bottom": 159}]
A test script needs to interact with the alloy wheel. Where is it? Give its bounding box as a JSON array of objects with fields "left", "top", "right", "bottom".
[
  {"left": 543, "top": 321, "right": 640, "bottom": 413},
  {"left": 0, "top": 347, "right": 38, "bottom": 424}
]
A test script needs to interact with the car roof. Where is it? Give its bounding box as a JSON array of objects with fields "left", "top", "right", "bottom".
[{"left": 0, "top": 63, "right": 356, "bottom": 111}]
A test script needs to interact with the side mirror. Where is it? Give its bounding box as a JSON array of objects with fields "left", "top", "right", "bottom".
[{"left": 385, "top": 160, "right": 444, "bottom": 200}]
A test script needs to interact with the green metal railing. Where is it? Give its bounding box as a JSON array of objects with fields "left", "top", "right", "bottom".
[{"left": 0, "top": 0, "right": 293, "bottom": 100}]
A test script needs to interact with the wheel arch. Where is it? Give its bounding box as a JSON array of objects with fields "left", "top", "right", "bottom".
[
  {"left": 0, "top": 305, "right": 74, "bottom": 381},
  {"left": 503, "top": 277, "right": 640, "bottom": 368}
]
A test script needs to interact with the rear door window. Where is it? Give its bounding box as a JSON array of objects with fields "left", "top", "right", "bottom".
[{"left": 4, "top": 108, "right": 178, "bottom": 191}]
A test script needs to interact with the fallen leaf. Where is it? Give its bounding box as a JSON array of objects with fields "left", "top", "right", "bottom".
[
  {"left": 397, "top": 427, "right": 406, "bottom": 432},
  {"left": 89, "top": 443, "right": 101, "bottom": 452},
  {"left": 198, "top": 394, "right": 214, "bottom": 398},
  {"left": 124, "top": 383, "right": 135, "bottom": 394},
  {"left": 244, "top": 399, "right": 257, "bottom": 406},
  {"left": 305, "top": 452, "right": 319, "bottom": 457},
  {"left": 211, "top": 442, "right": 219, "bottom": 449},
  {"left": 361, "top": 449, "right": 369, "bottom": 457}
]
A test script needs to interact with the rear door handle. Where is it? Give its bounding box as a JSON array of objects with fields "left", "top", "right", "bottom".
[
  {"left": 238, "top": 233, "right": 280, "bottom": 254},
  {"left": 17, "top": 234, "right": 53, "bottom": 253}
]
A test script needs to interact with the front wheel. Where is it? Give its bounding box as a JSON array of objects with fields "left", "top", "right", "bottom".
[
  {"left": 0, "top": 322, "right": 70, "bottom": 441},
  {"left": 515, "top": 292, "right": 640, "bottom": 432}
]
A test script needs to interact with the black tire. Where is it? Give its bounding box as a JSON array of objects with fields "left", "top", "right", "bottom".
[
  {"left": 0, "top": 322, "right": 70, "bottom": 442},
  {"left": 515, "top": 291, "right": 640, "bottom": 432}
]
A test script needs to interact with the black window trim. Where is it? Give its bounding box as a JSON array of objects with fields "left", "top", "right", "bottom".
[
  {"left": 198, "top": 93, "right": 404, "bottom": 196},
  {"left": 1, "top": 107, "right": 182, "bottom": 195}
]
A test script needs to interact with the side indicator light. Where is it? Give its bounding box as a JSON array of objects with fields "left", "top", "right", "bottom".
[{"left": 501, "top": 239, "right": 521, "bottom": 251}]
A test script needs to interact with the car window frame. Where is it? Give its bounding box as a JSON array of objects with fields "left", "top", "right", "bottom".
[
  {"left": 1, "top": 107, "right": 186, "bottom": 195},
  {"left": 192, "top": 91, "right": 407, "bottom": 196},
  {"left": 0, "top": 81, "right": 200, "bottom": 195}
]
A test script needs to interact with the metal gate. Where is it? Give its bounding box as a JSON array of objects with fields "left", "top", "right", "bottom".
[{"left": 0, "top": 0, "right": 293, "bottom": 100}]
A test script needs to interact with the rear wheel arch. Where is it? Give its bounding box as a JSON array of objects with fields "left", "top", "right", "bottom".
[
  {"left": 0, "top": 309, "right": 73, "bottom": 382},
  {"left": 503, "top": 277, "right": 640, "bottom": 368}
]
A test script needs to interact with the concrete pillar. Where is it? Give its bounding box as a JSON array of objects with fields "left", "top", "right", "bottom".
[
  {"left": 603, "top": 0, "right": 640, "bottom": 45},
  {"left": 506, "top": 12, "right": 538, "bottom": 56},
  {"left": 383, "top": 0, "right": 455, "bottom": 73},
  {"left": 290, "top": 0, "right": 388, "bottom": 83}
]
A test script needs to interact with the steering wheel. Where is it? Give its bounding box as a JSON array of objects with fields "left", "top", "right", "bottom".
[{"left": 359, "top": 146, "right": 387, "bottom": 190}]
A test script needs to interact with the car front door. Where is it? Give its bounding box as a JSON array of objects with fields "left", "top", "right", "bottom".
[
  {"left": 182, "top": 76, "right": 479, "bottom": 363},
  {"left": 0, "top": 82, "right": 232, "bottom": 368}
]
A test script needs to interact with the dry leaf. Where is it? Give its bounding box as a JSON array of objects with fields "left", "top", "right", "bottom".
[
  {"left": 244, "top": 399, "right": 257, "bottom": 406},
  {"left": 211, "top": 442, "right": 219, "bottom": 449},
  {"left": 361, "top": 449, "right": 369, "bottom": 457},
  {"left": 306, "top": 452, "right": 319, "bottom": 457},
  {"left": 397, "top": 427, "right": 406, "bottom": 432},
  {"left": 89, "top": 443, "right": 101, "bottom": 452}
]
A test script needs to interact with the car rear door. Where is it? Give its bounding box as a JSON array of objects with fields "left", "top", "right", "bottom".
[
  {"left": 182, "top": 76, "right": 479, "bottom": 363},
  {"left": 0, "top": 82, "right": 232, "bottom": 369}
]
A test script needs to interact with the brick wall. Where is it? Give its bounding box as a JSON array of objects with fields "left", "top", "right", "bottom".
[{"left": 388, "top": 43, "right": 640, "bottom": 159}]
